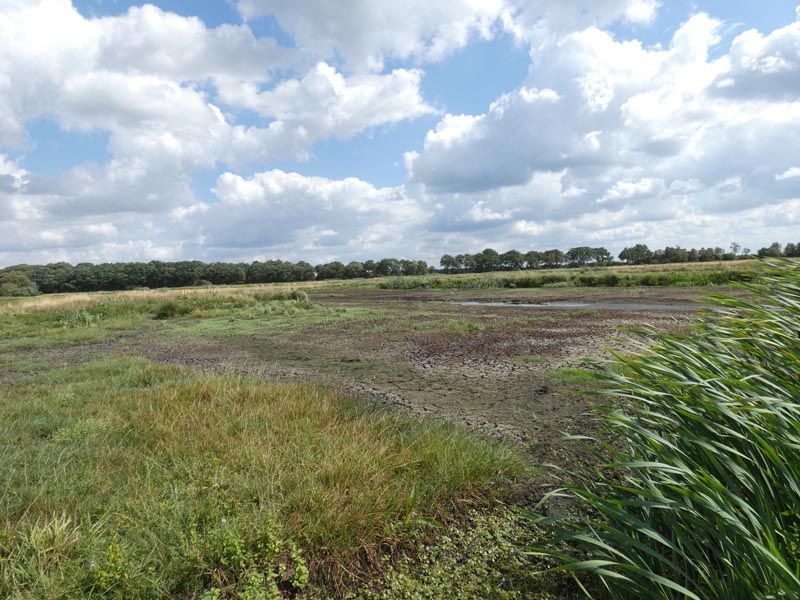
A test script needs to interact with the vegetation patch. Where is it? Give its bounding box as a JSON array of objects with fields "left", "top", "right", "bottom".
[
  {"left": 0, "top": 358, "right": 525, "bottom": 598},
  {"left": 533, "top": 261, "right": 800, "bottom": 598},
  {"left": 365, "top": 509, "right": 562, "bottom": 599}
]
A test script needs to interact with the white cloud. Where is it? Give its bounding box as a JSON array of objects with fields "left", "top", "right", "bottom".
[
  {"left": 216, "top": 62, "right": 435, "bottom": 141},
  {"left": 407, "top": 11, "right": 800, "bottom": 249},
  {"left": 776, "top": 167, "right": 800, "bottom": 181},
  {"left": 714, "top": 17, "right": 800, "bottom": 100},
  {"left": 236, "top": 0, "right": 659, "bottom": 70},
  {"left": 237, "top": 0, "right": 503, "bottom": 70},
  {"left": 173, "top": 170, "right": 428, "bottom": 260}
]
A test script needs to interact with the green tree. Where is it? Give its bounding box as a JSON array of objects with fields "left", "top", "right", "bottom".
[
  {"left": 500, "top": 250, "right": 525, "bottom": 271},
  {"left": 619, "top": 244, "right": 653, "bottom": 265},
  {"left": 757, "top": 242, "right": 784, "bottom": 258},
  {"left": 0, "top": 271, "right": 40, "bottom": 297}
]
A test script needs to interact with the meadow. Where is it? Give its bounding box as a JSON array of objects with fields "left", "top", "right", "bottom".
[{"left": 0, "top": 259, "right": 797, "bottom": 598}]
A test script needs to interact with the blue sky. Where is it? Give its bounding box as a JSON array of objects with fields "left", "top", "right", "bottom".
[{"left": 1, "top": 1, "right": 799, "bottom": 265}]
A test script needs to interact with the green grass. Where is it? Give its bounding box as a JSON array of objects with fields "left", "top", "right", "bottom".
[
  {"left": 533, "top": 261, "right": 800, "bottom": 598},
  {"left": 444, "top": 319, "right": 487, "bottom": 335},
  {"left": 0, "top": 358, "right": 525, "bottom": 598},
  {"left": 377, "top": 260, "right": 770, "bottom": 291},
  {"left": 508, "top": 354, "right": 547, "bottom": 366},
  {"left": 546, "top": 367, "right": 599, "bottom": 387}
]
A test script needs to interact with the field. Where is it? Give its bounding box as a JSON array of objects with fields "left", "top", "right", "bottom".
[{"left": 0, "top": 263, "right": 766, "bottom": 597}]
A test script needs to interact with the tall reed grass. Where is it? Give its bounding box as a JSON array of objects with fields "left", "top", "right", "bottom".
[{"left": 533, "top": 261, "right": 800, "bottom": 598}]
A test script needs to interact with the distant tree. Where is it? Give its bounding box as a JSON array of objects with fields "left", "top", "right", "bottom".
[
  {"left": 473, "top": 248, "right": 501, "bottom": 272},
  {"left": 566, "top": 246, "right": 594, "bottom": 266},
  {"left": 784, "top": 243, "right": 800, "bottom": 257},
  {"left": 500, "top": 250, "right": 525, "bottom": 271},
  {"left": 440, "top": 254, "right": 459, "bottom": 274},
  {"left": 342, "top": 261, "right": 366, "bottom": 279},
  {"left": 204, "top": 262, "right": 246, "bottom": 285},
  {"left": 592, "top": 247, "right": 613, "bottom": 265},
  {"left": 541, "top": 249, "right": 566, "bottom": 268},
  {"left": 661, "top": 246, "right": 689, "bottom": 263},
  {"left": 315, "top": 261, "right": 345, "bottom": 280},
  {"left": 757, "top": 242, "right": 783, "bottom": 258},
  {"left": 375, "top": 258, "right": 402, "bottom": 277},
  {"left": 619, "top": 244, "right": 653, "bottom": 265},
  {"left": 363, "top": 260, "right": 377, "bottom": 278},
  {"left": 524, "top": 251, "right": 542, "bottom": 270},
  {"left": 730, "top": 242, "right": 741, "bottom": 257},
  {"left": 0, "top": 271, "right": 40, "bottom": 297}
]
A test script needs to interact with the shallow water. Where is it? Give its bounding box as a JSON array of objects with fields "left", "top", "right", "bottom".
[{"left": 455, "top": 300, "right": 698, "bottom": 311}]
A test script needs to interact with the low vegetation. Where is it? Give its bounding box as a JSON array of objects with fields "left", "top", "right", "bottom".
[
  {"left": 0, "top": 358, "right": 524, "bottom": 598},
  {"left": 2, "top": 241, "right": 797, "bottom": 296},
  {"left": 534, "top": 261, "right": 800, "bottom": 598},
  {"left": 379, "top": 261, "right": 762, "bottom": 290}
]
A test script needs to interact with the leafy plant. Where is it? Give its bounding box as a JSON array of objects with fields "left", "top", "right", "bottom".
[{"left": 532, "top": 261, "right": 800, "bottom": 598}]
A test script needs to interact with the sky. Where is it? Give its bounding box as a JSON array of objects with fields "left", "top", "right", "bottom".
[{"left": 1, "top": 0, "right": 799, "bottom": 267}]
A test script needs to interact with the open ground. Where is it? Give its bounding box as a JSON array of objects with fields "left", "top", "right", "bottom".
[{"left": 0, "top": 269, "right": 750, "bottom": 597}]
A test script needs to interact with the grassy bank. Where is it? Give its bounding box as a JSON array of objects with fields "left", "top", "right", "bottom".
[
  {"left": 379, "top": 260, "right": 767, "bottom": 290},
  {"left": 535, "top": 261, "right": 800, "bottom": 598},
  {"left": 0, "top": 358, "right": 524, "bottom": 598}
]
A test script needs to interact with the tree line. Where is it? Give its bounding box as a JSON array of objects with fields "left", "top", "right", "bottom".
[
  {"left": 0, "top": 241, "right": 797, "bottom": 296},
  {"left": 440, "top": 242, "right": 800, "bottom": 272},
  {"left": 0, "top": 258, "right": 431, "bottom": 295}
]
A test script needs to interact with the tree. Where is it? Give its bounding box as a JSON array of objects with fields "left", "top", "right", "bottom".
[
  {"left": 524, "top": 251, "right": 542, "bottom": 270},
  {"left": 592, "top": 248, "right": 613, "bottom": 265},
  {"left": 541, "top": 249, "right": 566, "bottom": 268},
  {"left": 784, "top": 243, "right": 800, "bottom": 257},
  {"left": 342, "top": 261, "right": 366, "bottom": 279},
  {"left": 473, "top": 248, "right": 501, "bottom": 272},
  {"left": 500, "top": 250, "right": 525, "bottom": 271},
  {"left": 315, "top": 262, "right": 345, "bottom": 280},
  {"left": 757, "top": 242, "right": 783, "bottom": 258},
  {"left": 619, "top": 244, "right": 653, "bottom": 265},
  {"left": 0, "top": 271, "right": 40, "bottom": 297},
  {"left": 375, "top": 258, "right": 402, "bottom": 277},
  {"left": 204, "top": 262, "right": 246, "bottom": 285},
  {"left": 440, "top": 254, "right": 459, "bottom": 274},
  {"left": 661, "top": 247, "right": 689, "bottom": 263},
  {"left": 566, "top": 246, "right": 594, "bottom": 266}
]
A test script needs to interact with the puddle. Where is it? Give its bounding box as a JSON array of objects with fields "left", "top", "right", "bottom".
[{"left": 455, "top": 301, "right": 697, "bottom": 311}]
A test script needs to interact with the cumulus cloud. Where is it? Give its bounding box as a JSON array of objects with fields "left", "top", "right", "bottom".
[
  {"left": 407, "top": 11, "right": 800, "bottom": 251},
  {"left": 0, "top": 1, "right": 435, "bottom": 157},
  {"left": 2, "top": 1, "right": 799, "bottom": 267},
  {"left": 216, "top": 62, "right": 435, "bottom": 142},
  {"left": 174, "top": 170, "right": 427, "bottom": 260},
  {"left": 237, "top": 0, "right": 659, "bottom": 70},
  {"left": 0, "top": 0, "right": 437, "bottom": 258}
]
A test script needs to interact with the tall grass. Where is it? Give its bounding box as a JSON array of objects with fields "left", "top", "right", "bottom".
[
  {"left": 0, "top": 358, "right": 524, "bottom": 597},
  {"left": 533, "top": 261, "right": 800, "bottom": 598},
  {"left": 379, "top": 266, "right": 760, "bottom": 290}
]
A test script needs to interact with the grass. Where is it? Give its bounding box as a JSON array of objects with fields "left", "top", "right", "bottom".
[
  {"left": 0, "top": 357, "right": 525, "bottom": 598},
  {"left": 509, "top": 354, "right": 547, "bottom": 366},
  {"left": 533, "top": 260, "right": 800, "bottom": 598},
  {"left": 378, "top": 262, "right": 766, "bottom": 291}
]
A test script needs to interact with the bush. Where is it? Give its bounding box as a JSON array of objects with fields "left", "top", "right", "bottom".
[{"left": 0, "top": 271, "right": 40, "bottom": 297}]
